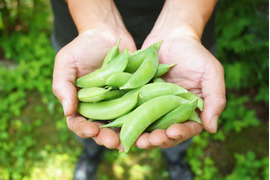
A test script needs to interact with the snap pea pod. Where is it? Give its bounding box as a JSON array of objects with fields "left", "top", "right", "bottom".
[
  {"left": 103, "top": 90, "right": 127, "bottom": 101},
  {"left": 154, "top": 63, "right": 177, "bottom": 78},
  {"left": 189, "top": 111, "right": 201, "bottom": 124},
  {"left": 179, "top": 91, "right": 204, "bottom": 111},
  {"left": 147, "top": 99, "right": 198, "bottom": 131},
  {"left": 105, "top": 72, "right": 132, "bottom": 87},
  {"left": 101, "top": 37, "right": 121, "bottom": 67},
  {"left": 137, "top": 82, "right": 188, "bottom": 106},
  {"left": 77, "top": 89, "right": 139, "bottom": 120},
  {"left": 125, "top": 41, "right": 162, "bottom": 73},
  {"left": 130, "top": 49, "right": 142, "bottom": 56},
  {"left": 75, "top": 49, "right": 128, "bottom": 88},
  {"left": 100, "top": 112, "right": 131, "bottom": 128},
  {"left": 78, "top": 87, "right": 111, "bottom": 102},
  {"left": 120, "top": 95, "right": 188, "bottom": 152},
  {"left": 153, "top": 78, "right": 165, "bottom": 83},
  {"left": 121, "top": 47, "right": 159, "bottom": 89}
]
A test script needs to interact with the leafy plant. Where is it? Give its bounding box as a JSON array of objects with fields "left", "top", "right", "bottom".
[{"left": 216, "top": 0, "right": 269, "bottom": 90}]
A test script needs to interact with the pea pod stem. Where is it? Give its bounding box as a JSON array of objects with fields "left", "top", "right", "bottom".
[
  {"left": 154, "top": 63, "right": 177, "bottom": 78},
  {"left": 100, "top": 112, "right": 131, "bottom": 128},
  {"left": 179, "top": 91, "right": 204, "bottom": 111},
  {"left": 101, "top": 37, "right": 121, "bottom": 67}
]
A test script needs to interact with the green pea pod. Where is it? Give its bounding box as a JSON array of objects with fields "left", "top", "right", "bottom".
[
  {"left": 75, "top": 49, "right": 128, "bottom": 88},
  {"left": 153, "top": 78, "right": 165, "bottom": 83},
  {"left": 154, "top": 63, "right": 177, "bottom": 78},
  {"left": 103, "top": 90, "right": 127, "bottom": 101},
  {"left": 179, "top": 91, "right": 204, "bottom": 111},
  {"left": 137, "top": 82, "right": 188, "bottom": 106},
  {"left": 130, "top": 49, "right": 142, "bottom": 56},
  {"left": 100, "top": 111, "right": 131, "bottom": 128},
  {"left": 121, "top": 47, "right": 158, "bottom": 89},
  {"left": 120, "top": 95, "right": 187, "bottom": 153},
  {"left": 78, "top": 87, "right": 111, "bottom": 102},
  {"left": 77, "top": 89, "right": 139, "bottom": 120},
  {"left": 105, "top": 72, "right": 132, "bottom": 87},
  {"left": 151, "top": 40, "right": 163, "bottom": 52},
  {"left": 125, "top": 41, "right": 162, "bottom": 73},
  {"left": 147, "top": 99, "right": 198, "bottom": 131},
  {"left": 101, "top": 37, "right": 121, "bottom": 67},
  {"left": 189, "top": 110, "right": 201, "bottom": 124}
]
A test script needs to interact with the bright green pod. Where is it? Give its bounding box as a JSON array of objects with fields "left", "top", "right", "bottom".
[
  {"left": 153, "top": 78, "right": 165, "bottom": 83},
  {"left": 105, "top": 72, "right": 132, "bottom": 87},
  {"left": 125, "top": 41, "right": 162, "bottom": 73},
  {"left": 120, "top": 95, "right": 187, "bottom": 153},
  {"left": 147, "top": 99, "right": 198, "bottom": 131},
  {"left": 78, "top": 87, "right": 111, "bottom": 102},
  {"left": 101, "top": 37, "right": 121, "bottom": 67},
  {"left": 137, "top": 82, "right": 188, "bottom": 106},
  {"left": 75, "top": 49, "right": 128, "bottom": 88},
  {"left": 154, "top": 63, "right": 177, "bottom": 78},
  {"left": 121, "top": 47, "right": 158, "bottom": 89},
  {"left": 103, "top": 90, "right": 127, "bottom": 101},
  {"left": 100, "top": 111, "right": 131, "bottom": 128},
  {"left": 179, "top": 91, "right": 204, "bottom": 111},
  {"left": 189, "top": 110, "right": 202, "bottom": 124},
  {"left": 77, "top": 89, "right": 139, "bottom": 120},
  {"left": 130, "top": 49, "right": 142, "bottom": 56}
]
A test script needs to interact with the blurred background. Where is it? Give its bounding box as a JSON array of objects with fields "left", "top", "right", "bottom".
[{"left": 0, "top": 0, "right": 268, "bottom": 179}]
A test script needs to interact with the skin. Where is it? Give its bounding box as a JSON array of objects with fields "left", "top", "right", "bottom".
[{"left": 53, "top": 0, "right": 226, "bottom": 150}]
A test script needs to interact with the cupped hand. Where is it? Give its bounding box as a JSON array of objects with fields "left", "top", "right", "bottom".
[
  {"left": 52, "top": 28, "right": 136, "bottom": 150},
  {"left": 134, "top": 33, "right": 226, "bottom": 149}
]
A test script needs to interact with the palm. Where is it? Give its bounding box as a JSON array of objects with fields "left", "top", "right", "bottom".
[
  {"left": 56, "top": 31, "right": 136, "bottom": 79},
  {"left": 134, "top": 35, "right": 225, "bottom": 149},
  {"left": 143, "top": 36, "right": 213, "bottom": 97}
]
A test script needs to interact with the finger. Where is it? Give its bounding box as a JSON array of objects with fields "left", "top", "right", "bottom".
[
  {"left": 148, "top": 129, "right": 176, "bottom": 149},
  {"left": 201, "top": 60, "right": 226, "bottom": 133},
  {"left": 117, "top": 142, "right": 124, "bottom": 151},
  {"left": 52, "top": 50, "right": 78, "bottom": 116},
  {"left": 135, "top": 133, "right": 155, "bottom": 149},
  {"left": 166, "top": 121, "right": 203, "bottom": 141},
  {"left": 93, "top": 127, "right": 120, "bottom": 149},
  {"left": 66, "top": 113, "right": 99, "bottom": 138}
]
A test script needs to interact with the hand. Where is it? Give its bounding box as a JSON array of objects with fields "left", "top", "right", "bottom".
[
  {"left": 52, "top": 28, "right": 136, "bottom": 150},
  {"left": 134, "top": 33, "right": 226, "bottom": 149}
]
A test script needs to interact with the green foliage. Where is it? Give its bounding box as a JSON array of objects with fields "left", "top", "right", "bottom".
[
  {"left": 0, "top": 1, "right": 81, "bottom": 179},
  {"left": 220, "top": 94, "right": 260, "bottom": 133},
  {"left": 225, "top": 151, "right": 269, "bottom": 180},
  {"left": 216, "top": 0, "right": 269, "bottom": 90}
]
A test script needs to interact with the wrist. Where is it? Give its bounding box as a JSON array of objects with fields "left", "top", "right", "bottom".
[
  {"left": 151, "top": 0, "right": 217, "bottom": 40},
  {"left": 67, "top": 0, "right": 127, "bottom": 34}
]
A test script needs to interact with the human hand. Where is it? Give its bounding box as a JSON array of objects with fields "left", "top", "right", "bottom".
[
  {"left": 133, "top": 32, "right": 226, "bottom": 149},
  {"left": 52, "top": 28, "right": 137, "bottom": 150}
]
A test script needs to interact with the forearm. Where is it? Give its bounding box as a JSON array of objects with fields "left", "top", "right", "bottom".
[
  {"left": 153, "top": 0, "right": 217, "bottom": 40},
  {"left": 66, "top": 0, "right": 126, "bottom": 34}
]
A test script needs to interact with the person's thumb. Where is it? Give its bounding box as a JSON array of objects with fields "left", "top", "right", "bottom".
[
  {"left": 201, "top": 61, "right": 226, "bottom": 133},
  {"left": 52, "top": 52, "right": 78, "bottom": 117},
  {"left": 52, "top": 81, "right": 78, "bottom": 116}
]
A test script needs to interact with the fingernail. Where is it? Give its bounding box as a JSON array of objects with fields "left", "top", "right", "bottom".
[
  {"left": 62, "top": 100, "right": 70, "bottom": 116},
  {"left": 211, "top": 116, "right": 219, "bottom": 133}
]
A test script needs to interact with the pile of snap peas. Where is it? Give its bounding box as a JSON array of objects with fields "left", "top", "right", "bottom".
[{"left": 76, "top": 38, "right": 204, "bottom": 153}]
